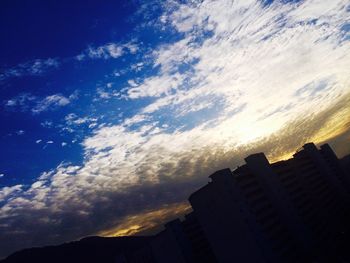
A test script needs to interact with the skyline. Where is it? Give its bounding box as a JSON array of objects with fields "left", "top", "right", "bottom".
[
  {"left": 0, "top": 0, "right": 350, "bottom": 258},
  {"left": 2, "top": 142, "right": 350, "bottom": 262}
]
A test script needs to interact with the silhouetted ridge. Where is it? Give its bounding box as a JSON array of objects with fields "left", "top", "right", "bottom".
[
  {"left": 1, "top": 236, "right": 152, "bottom": 263},
  {"left": 2, "top": 143, "right": 350, "bottom": 263}
]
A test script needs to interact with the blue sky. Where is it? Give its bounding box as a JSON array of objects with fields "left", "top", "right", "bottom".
[
  {"left": 0, "top": 0, "right": 154, "bottom": 186},
  {"left": 0, "top": 0, "right": 350, "bottom": 258}
]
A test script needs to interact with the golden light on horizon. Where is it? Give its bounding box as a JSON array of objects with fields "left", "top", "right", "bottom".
[{"left": 98, "top": 202, "right": 192, "bottom": 237}]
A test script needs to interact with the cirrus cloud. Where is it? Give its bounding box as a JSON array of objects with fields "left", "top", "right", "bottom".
[
  {"left": 0, "top": 0, "right": 350, "bottom": 259},
  {"left": 0, "top": 58, "right": 59, "bottom": 82},
  {"left": 76, "top": 42, "right": 139, "bottom": 61}
]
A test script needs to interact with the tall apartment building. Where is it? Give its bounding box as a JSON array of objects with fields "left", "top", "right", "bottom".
[
  {"left": 189, "top": 143, "right": 350, "bottom": 263},
  {"left": 4, "top": 143, "right": 349, "bottom": 263},
  {"left": 114, "top": 142, "right": 349, "bottom": 263}
]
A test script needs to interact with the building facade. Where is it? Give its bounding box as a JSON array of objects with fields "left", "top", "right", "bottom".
[
  {"left": 189, "top": 143, "right": 350, "bottom": 263},
  {"left": 120, "top": 142, "right": 350, "bottom": 263}
]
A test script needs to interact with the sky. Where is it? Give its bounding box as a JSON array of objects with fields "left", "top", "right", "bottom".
[{"left": 0, "top": 0, "right": 350, "bottom": 258}]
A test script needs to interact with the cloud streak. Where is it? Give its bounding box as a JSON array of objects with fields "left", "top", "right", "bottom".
[
  {"left": 4, "top": 92, "right": 77, "bottom": 114},
  {"left": 76, "top": 42, "right": 139, "bottom": 61},
  {"left": 0, "top": 41, "right": 138, "bottom": 82},
  {"left": 0, "top": 0, "right": 349, "bottom": 259},
  {"left": 0, "top": 58, "right": 59, "bottom": 81},
  {"left": 32, "top": 94, "right": 71, "bottom": 114},
  {"left": 1, "top": 92, "right": 349, "bottom": 258}
]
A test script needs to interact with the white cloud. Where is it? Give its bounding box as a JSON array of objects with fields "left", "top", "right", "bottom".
[
  {"left": 75, "top": 54, "right": 85, "bottom": 61},
  {"left": 74, "top": 118, "right": 90, "bottom": 125},
  {"left": 97, "top": 89, "right": 112, "bottom": 99},
  {"left": 5, "top": 100, "right": 16, "bottom": 106},
  {"left": 1, "top": 0, "right": 349, "bottom": 258},
  {"left": 127, "top": 0, "right": 350, "bottom": 137},
  {"left": 4, "top": 0, "right": 346, "bottom": 214},
  {"left": 94, "top": 87, "right": 120, "bottom": 100},
  {"left": 36, "top": 140, "right": 42, "bottom": 144},
  {"left": 0, "top": 58, "right": 59, "bottom": 81},
  {"left": 64, "top": 113, "right": 98, "bottom": 126},
  {"left": 88, "top": 43, "right": 123, "bottom": 59},
  {"left": 123, "top": 114, "right": 149, "bottom": 126},
  {"left": 126, "top": 72, "right": 185, "bottom": 99},
  {"left": 5, "top": 92, "right": 76, "bottom": 114},
  {"left": 0, "top": 185, "right": 22, "bottom": 200},
  {"left": 28, "top": 58, "right": 59, "bottom": 74},
  {"left": 124, "top": 42, "right": 139, "bottom": 54},
  {"left": 130, "top": 62, "right": 144, "bottom": 72},
  {"left": 77, "top": 42, "right": 139, "bottom": 61},
  {"left": 88, "top": 123, "right": 97, "bottom": 129},
  {"left": 41, "top": 121, "right": 53, "bottom": 128},
  {"left": 127, "top": 79, "right": 138, "bottom": 87},
  {"left": 32, "top": 94, "right": 71, "bottom": 114},
  {"left": 4, "top": 93, "right": 37, "bottom": 111},
  {"left": 61, "top": 142, "right": 67, "bottom": 147},
  {"left": 15, "top": 130, "right": 25, "bottom": 136},
  {"left": 0, "top": 174, "right": 4, "bottom": 178},
  {"left": 64, "top": 113, "right": 78, "bottom": 121}
]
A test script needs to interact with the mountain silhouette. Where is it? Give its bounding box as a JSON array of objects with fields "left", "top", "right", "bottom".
[
  {"left": 2, "top": 143, "right": 350, "bottom": 263},
  {"left": 0, "top": 236, "right": 152, "bottom": 263}
]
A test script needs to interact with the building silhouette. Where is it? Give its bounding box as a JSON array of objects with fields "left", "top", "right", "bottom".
[
  {"left": 127, "top": 142, "right": 350, "bottom": 263},
  {"left": 2, "top": 143, "right": 350, "bottom": 263},
  {"left": 189, "top": 143, "right": 350, "bottom": 263}
]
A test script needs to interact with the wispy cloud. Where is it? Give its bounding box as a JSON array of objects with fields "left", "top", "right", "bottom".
[
  {"left": 32, "top": 94, "right": 71, "bottom": 114},
  {"left": 4, "top": 93, "right": 37, "bottom": 112},
  {"left": 4, "top": 92, "right": 77, "bottom": 114},
  {"left": 0, "top": 0, "right": 349, "bottom": 258},
  {"left": 0, "top": 184, "right": 22, "bottom": 200},
  {"left": 15, "top": 130, "right": 25, "bottom": 136},
  {"left": 0, "top": 58, "right": 59, "bottom": 81},
  {"left": 0, "top": 40, "right": 138, "bottom": 82},
  {"left": 76, "top": 41, "right": 139, "bottom": 61},
  {"left": 63, "top": 113, "right": 99, "bottom": 132},
  {"left": 1, "top": 93, "right": 349, "bottom": 257},
  {"left": 0, "top": 37, "right": 142, "bottom": 87}
]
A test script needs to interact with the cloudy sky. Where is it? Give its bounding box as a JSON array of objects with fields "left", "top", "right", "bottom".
[{"left": 0, "top": 0, "right": 349, "bottom": 258}]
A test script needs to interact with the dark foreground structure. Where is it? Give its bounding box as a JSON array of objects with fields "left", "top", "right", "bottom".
[{"left": 2, "top": 143, "right": 350, "bottom": 263}]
